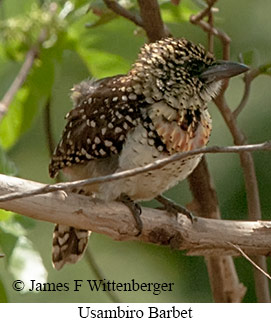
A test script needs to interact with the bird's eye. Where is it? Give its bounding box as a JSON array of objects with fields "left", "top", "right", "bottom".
[{"left": 188, "top": 60, "right": 207, "bottom": 76}]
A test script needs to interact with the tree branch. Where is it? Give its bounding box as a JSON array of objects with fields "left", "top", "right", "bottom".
[
  {"left": 137, "top": 0, "right": 168, "bottom": 42},
  {"left": 0, "top": 30, "right": 47, "bottom": 122},
  {"left": 190, "top": 1, "right": 231, "bottom": 61},
  {"left": 0, "top": 47, "right": 37, "bottom": 121},
  {"left": 1, "top": 174, "right": 271, "bottom": 257},
  {"left": 0, "top": 142, "right": 270, "bottom": 203},
  {"left": 233, "top": 66, "right": 270, "bottom": 118},
  {"left": 103, "top": 0, "right": 143, "bottom": 28}
]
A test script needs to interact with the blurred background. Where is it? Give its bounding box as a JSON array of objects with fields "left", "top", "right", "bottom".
[{"left": 0, "top": 0, "right": 271, "bottom": 302}]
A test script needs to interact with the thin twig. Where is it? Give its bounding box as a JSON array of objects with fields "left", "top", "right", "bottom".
[
  {"left": 0, "top": 142, "right": 270, "bottom": 203},
  {"left": 0, "top": 48, "right": 37, "bottom": 121},
  {"left": 228, "top": 243, "right": 271, "bottom": 281},
  {"left": 43, "top": 97, "right": 55, "bottom": 157},
  {"left": 190, "top": 2, "right": 231, "bottom": 61},
  {"left": 103, "top": 0, "right": 143, "bottom": 27},
  {"left": 0, "top": 30, "right": 47, "bottom": 122},
  {"left": 233, "top": 68, "right": 265, "bottom": 118},
  {"left": 191, "top": 0, "right": 217, "bottom": 21},
  {"left": 207, "top": 5, "right": 214, "bottom": 53}
]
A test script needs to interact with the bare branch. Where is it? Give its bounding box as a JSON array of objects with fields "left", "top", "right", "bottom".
[
  {"left": 0, "top": 30, "right": 47, "bottom": 122},
  {"left": 1, "top": 174, "right": 271, "bottom": 257},
  {"left": 0, "top": 48, "right": 37, "bottom": 121},
  {"left": 190, "top": 2, "right": 231, "bottom": 61},
  {"left": 103, "top": 0, "right": 143, "bottom": 27},
  {"left": 204, "top": 256, "right": 247, "bottom": 302},
  {"left": 0, "top": 142, "right": 270, "bottom": 203},
  {"left": 137, "top": 0, "right": 168, "bottom": 42},
  {"left": 233, "top": 66, "right": 269, "bottom": 118}
]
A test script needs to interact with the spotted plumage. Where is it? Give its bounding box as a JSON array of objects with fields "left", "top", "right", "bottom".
[{"left": 49, "top": 37, "right": 248, "bottom": 269}]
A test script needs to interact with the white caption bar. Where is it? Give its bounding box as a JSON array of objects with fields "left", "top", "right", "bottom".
[{"left": 1, "top": 303, "right": 268, "bottom": 322}]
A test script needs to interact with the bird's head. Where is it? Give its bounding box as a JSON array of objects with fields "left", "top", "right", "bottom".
[{"left": 130, "top": 38, "right": 248, "bottom": 107}]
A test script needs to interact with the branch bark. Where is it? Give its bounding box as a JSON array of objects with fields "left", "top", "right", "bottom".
[
  {"left": 1, "top": 174, "right": 271, "bottom": 258},
  {"left": 103, "top": 0, "right": 143, "bottom": 28},
  {"left": 137, "top": 0, "right": 168, "bottom": 42}
]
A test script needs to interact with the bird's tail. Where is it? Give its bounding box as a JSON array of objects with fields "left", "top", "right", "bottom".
[{"left": 52, "top": 224, "right": 90, "bottom": 270}]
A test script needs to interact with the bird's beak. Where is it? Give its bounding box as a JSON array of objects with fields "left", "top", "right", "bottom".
[{"left": 200, "top": 60, "right": 249, "bottom": 83}]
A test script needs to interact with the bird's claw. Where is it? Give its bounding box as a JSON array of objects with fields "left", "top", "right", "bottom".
[
  {"left": 155, "top": 195, "right": 194, "bottom": 222},
  {"left": 118, "top": 193, "right": 143, "bottom": 235}
]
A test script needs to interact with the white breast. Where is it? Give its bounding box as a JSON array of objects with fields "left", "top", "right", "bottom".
[{"left": 98, "top": 124, "right": 202, "bottom": 201}]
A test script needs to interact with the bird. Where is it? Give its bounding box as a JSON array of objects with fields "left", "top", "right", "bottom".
[{"left": 49, "top": 37, "right": 248, "bottom": 270}]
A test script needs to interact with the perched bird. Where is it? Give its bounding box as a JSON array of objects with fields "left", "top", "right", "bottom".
[{"left": 49, "top": 37, "right": 248, "bottom": 270}]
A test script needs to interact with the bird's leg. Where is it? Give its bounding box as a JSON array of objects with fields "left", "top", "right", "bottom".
[
  {"left": 117, "top": 193, "right": 143, "bottom": 236},
  {"left": 155, "top": 194, "right": 194, "bottom": 222}
]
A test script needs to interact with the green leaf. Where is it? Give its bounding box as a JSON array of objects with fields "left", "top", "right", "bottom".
[
  {"left": 8, "top": 236, "right": 47, "bottom": 293},
  {"left": 0, "top": 277, "right": 8, "bottom": 303},
  {"left": 0, "top": 48, "right": 57, "bottom": 150},
  {"left": 0, "top": 87, "right": 27, "bottom": 149},
  {"left": 0, "top": 145, "right": 17, "bottom": 175},
  {"left": 0, "top": 214, "right": 36, "bottom": 265},
  {"left": 240, "top": 50, "right": 257, "bottom": 66},
  {"left": 161, "top": 0, "right": 197, "bottom": 22},
  {"left": 77, "top": 47, "right": 130, "bottom": 78},
  {"left": 20, "top": 52, "right": 55, "bottom": 134},
  {"left": 13, "top": 213, "right": 35, "bottom": 231},
  {"left": 259, "top": 63, "right": 271, "bottom": 76},
  {"left": 0, "top": 216, "right": 26, "bottom": 237},
  {"left": 0, "top": 209, "right": 13, "bottom": 222},
  {"left": 0, "top": 226, "right": 18, "bottom": 265},
  {"left": 0, "top": 216, "right": 47, "bottom": 291},
  {"left": 86, "top": 10, "right": 118, "bottom": 29}
]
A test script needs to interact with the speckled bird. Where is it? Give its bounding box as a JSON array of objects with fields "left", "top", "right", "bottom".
[{"left": 49, "top": 37, "right": 248, "bottom": 270}]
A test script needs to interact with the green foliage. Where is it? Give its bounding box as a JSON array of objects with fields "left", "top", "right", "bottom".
[
  {"left": 0, "top": 277, "right": 8, "bottom": 302},
  {"left": 0, "top": 88, "right": 28, "bottom": 149},
  {"left": 0, "top": 215, "right": 47, "bottom": 291},
  {"left": 0, "top": 146, "right": 17, "bottom": 174}
]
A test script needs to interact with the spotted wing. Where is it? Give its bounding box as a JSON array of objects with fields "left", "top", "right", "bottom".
[{"left": 49, "top": 76, "right": 142, "bottom": 178}]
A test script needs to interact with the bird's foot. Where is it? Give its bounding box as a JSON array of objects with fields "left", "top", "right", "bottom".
[
  {"left": 155, "top": 195, "right": 194, "bottom": 222},
  {"left": 118, "top": 193, "right": 143, "bottom": 236}
]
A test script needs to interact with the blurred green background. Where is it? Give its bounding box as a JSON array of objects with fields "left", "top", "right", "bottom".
[{"left": 0, "top": 0, "right": 271, "bottom": 303}]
